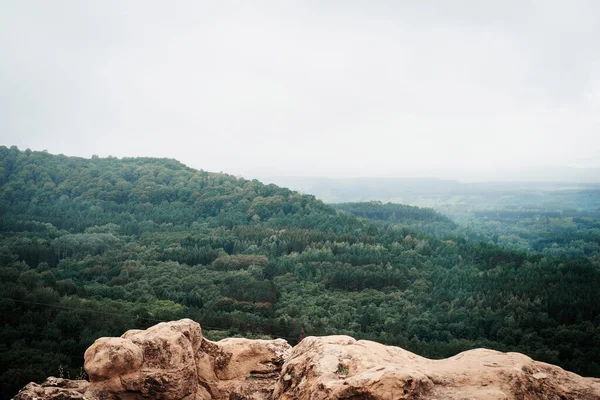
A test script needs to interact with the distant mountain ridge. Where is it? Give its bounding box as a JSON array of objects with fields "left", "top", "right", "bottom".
[
  {"left": 258, "top": 165, "right": 600, "bottom": 187},
  {"left": 259, "top": 176, "right": 600, "bottom": 210}
]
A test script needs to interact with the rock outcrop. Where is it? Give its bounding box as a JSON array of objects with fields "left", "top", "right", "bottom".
[
  {"left": 12, "top": 320, "right": 600, "bottom": 400},
  {"left": 274, "top": 335, "right": 600, "bottom": 399},
  {"left": 83, "top": 319, "right": 290, "bottom": 400},
  {"left": 11, "top": 377, "right": 89, "bottom": 400}
]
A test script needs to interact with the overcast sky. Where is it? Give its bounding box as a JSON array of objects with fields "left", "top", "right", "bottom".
[{"left": 1, "top": 1, "right": 599, "bottom": 180}]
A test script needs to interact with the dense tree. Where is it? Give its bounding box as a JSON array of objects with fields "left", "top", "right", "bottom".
[{"left": 1, "top": 146, "right": 599, "bottom": 399}]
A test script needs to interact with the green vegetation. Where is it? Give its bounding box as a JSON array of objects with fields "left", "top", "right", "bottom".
[
  {"left": 1, "top": 146, "right": 600, "bottom": 399},
  {"left": 332, "top": 201, "right": 457, "bottom": 237},
  {"left": 336, "top": 363, "right": 349, "bottom": 375},
  {"left": 451, "top": 210, "right": 600, "bottom": 258},
  {"left": 335, "top": 200, "right": 600, "bottom": 258}
]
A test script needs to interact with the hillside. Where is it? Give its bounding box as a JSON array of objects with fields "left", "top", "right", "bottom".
[
  {"left": 1, "top": 146, "right": 600, "bottom": 398},
  {"left": 332, "top": 201, "right": 600, "bottom": 257},
  {"left": 332, "top": 201, "right": 458, "bottom": 237}
]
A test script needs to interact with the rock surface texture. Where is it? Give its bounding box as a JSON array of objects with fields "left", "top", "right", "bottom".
[
  {"left": 273, "top": 335, "right": 600, "bottom": 400},
  {"left": 12, "top": 377, "right": 89, "bottom": 400},
  {"left": 12, "top": 320, "right": 600, "bottom": 400},
  {"left": 83, "top": 319, "right": 290, "bottom": 400}
]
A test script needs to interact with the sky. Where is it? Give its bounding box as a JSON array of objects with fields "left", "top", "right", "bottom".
[{"left": 1, "top": 1, "right": 599, "bottom": 181}]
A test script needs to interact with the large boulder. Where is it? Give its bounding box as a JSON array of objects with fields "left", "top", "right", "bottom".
[
  {"left": 83, "top": 319, "right": 290, "bottom": 400},
  {"left": 83, "top": 320, "right": 203, "bottom": 400},
  {"left": 273, "top": 335, "right": 600, "bottom": 400}
]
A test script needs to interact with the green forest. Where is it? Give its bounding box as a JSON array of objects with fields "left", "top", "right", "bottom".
[
  {"left": 1, "top": 146, "right": 600, "bottom": 399},
  {"left": 333, "top": 201, "right": 600, "bottom": 258}
]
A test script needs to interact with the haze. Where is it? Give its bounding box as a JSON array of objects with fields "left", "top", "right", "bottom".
[{"left": 1, "top": 1, "right": 599, "bottom": 181}]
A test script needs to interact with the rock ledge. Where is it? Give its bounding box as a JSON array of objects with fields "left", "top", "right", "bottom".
[{"left": 13, "top": 319, "right": 600, "bottom": 400}]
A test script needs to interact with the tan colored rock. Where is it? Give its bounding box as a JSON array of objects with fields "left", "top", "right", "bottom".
[
  {"left": 12, "top": 377, "right": 89, "bottom": 400},
  {"left": 82, "top": 319, "right": 291, "bottom": 400},
  {"left": 212, "top": 337, "right": 292, "bottom": 399},
  {"left": 273, "top": 335, "right": 600, "bottom": 400},
  {"left": 85, "top": 336, "right": 143, "bottom": 378},
  {"left": 215, "top": 337, "right": 292, "bottom": 380},
  {"left": 82, "top": 319, "right": 208, "bottom": 400},
  {"left": 14, "top": 322, "right": 600, "bottom": 400}
]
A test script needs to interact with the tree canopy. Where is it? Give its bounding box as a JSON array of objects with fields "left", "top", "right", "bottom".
[{"left": 1, "top": 146, "right": 599, "bottom": 399}]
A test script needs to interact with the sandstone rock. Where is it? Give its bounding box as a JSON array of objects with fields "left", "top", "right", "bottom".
[
  {"left": 13, "top": 321, "right": 600, "bottom": 400},
  {"left": 83, "top": 320, "right": 201, "bottom": 400},
  {"left": 212, "top": 337, "right": 292, "bottom": 399},
  {"left": 273, "top": 335, "right": 600, "bottom": 400},
  {"left": 12, "top": 377, "right": 89, "bottom": 400},
  {"left": 83, "top": 319, "right": 291, "bottom": 400}
]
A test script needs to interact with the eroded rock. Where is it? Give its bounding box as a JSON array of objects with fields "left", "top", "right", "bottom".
[
  {"left": 273, "top": 335, "right": 600, "bottom": 400},
  {"left": 213, "top": 337, "right": 292, "bottom": 399},
  {"left": 12, "top": 321, "right": 600, "bottom": 400},
  {"left": 83, "top": 319, "right": 290, "bottom": 400},
  {"left": 12, "top": 377, "right": 89, "bottom": 400}
]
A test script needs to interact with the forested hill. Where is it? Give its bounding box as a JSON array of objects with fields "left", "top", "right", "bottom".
[
  {"left": 0, "top": 146, "right": 338, "bottom": 232},
  {"left": 1, "top": 146, "right": 600, "bottom": 399},
  {"left": 332, "top": 201, "right": 457, "bottom": 236}
]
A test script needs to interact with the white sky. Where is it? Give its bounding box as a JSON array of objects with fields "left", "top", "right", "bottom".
[{"left": 1, "top": 1, "right": 599, "bottom": 179}]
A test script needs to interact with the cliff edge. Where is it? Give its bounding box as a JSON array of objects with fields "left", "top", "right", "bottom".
[{"left": 13, "top": 319, "right": 600, "bottom": 400}]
